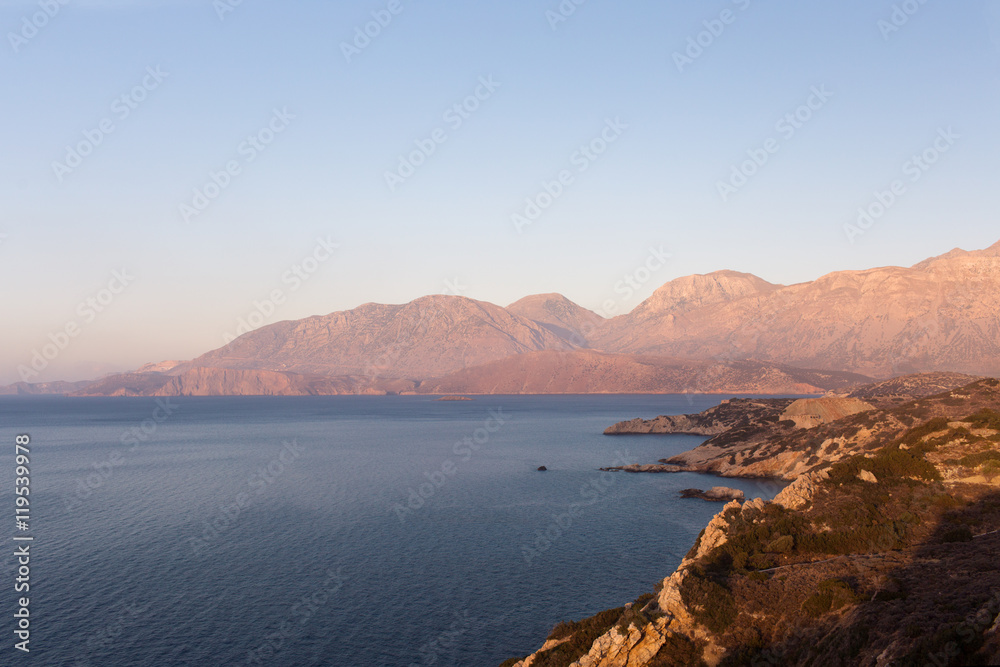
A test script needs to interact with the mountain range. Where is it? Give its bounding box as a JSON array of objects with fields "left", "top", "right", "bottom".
[{"left": 6, "top": 239, "right": 999, "bottom": 396}]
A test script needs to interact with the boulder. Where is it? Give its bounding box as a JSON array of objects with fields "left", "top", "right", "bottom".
[{"left": 858, "top": 469, "right": 878, "bottom": 483}]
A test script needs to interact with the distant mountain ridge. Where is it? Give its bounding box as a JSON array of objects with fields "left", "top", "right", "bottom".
[
  {"left": 591, "top": 240, "right": 1000, "bottom": 376},
  {"left": 5, "top": 239, "right": 999, "bottom": 396}
]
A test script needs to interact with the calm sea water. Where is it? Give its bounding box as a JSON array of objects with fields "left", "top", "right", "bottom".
[{"left": 0, "top": 395, "right": 786, "bottom": 666}]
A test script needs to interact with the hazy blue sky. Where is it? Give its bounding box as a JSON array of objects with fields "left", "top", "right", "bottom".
[{"left": 2, "top": 0, "right": 999, "bottom": 383}]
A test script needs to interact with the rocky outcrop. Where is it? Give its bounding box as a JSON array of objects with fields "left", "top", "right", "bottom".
[
  {"left": 505, "top": 377, "right": 1000, "bottom": 667},
  {"left": 843, "top": 371, "right": 981, "bottom": 408},
  {"left": 779, "top": 396, "right": 874, "bottom": 429},
  {"left": 605, "top": 398, "right": 797, "bottom": 435},
  {"left": 772, "top": 469, "right": 829, "bottom": 510},
  {"left": 601, "top": 464, "right": 684, "bottom": 473},
  {"left": 679, "top": 487, "right": 745, "bottom": 502},
  {"left": 604, "top": 378, "right": 1000, "bottom": 481}
]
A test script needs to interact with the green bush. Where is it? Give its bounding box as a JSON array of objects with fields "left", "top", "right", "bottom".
[
  {"left": 535, "top": 606, "right": 626, "bottom": 666},
  {"left": 930, "top": 493, "right": 961, "bottom": 509},
  {"left": 765, "top": 535, "right": 794, "bottom": 553},
  {"left": 958, "top": 450, "right": 1000, "bottom": 467},
  {"left": 797, "top": 519, "right": 907, "bottom": 555},
  {"left": 898, "top": 417, "right": 951, "bottom": 447},
  {"left": 747, "top": 553, "right": 775, "bottom": 570},
  {"left": 940, "top": 525, "right": 973, "bottom": 543},
  {"left": 680, "top": 574, "right": 737, "bottom": 634},
  {"left": 801, "top": 579, "right": 860, "bottom": 618},
  {"left": 647, "top": 633, "right": 707, "bottom": 666},
  {"left": 981, "top": 460, "right": 1000, "bottom": 477},
  {"left": 964, "top": 408, "right": 1000, "bottom": 430},
  {"left": 828, "top": 445, "right": 941, "bottom": 484}
]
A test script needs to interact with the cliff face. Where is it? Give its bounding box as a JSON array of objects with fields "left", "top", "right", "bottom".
[{"left": 504, "top": 377, "right": 1000, "bottom": 667}]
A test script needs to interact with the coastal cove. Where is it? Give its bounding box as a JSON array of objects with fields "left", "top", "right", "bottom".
[{"left": 0, "top": 394, "right": 787, "bottom": 666}]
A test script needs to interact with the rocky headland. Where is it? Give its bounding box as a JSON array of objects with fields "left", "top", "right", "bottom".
[{"left": 503, "top": 375, "right": 1000, "bottom": 666}]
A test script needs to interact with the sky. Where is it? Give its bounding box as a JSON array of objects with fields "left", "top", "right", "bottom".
[{"left": 1, "top": 0, "right": 999, "bottom": 384}]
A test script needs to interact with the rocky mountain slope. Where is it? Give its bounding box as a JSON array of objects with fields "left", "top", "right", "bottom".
[
  {"left": 9, "top": 239, "right": 999, "bottom": 397},
  {"left": 72, "top": 367, "right": 417, "bottom": 397},
  {"left": 591, "top": 241, "right": 1000, "bottom": 377},
  {"left": 507, "top": 293, "right": 605, "bottom": 345},
  {"left": 0, "top": 379, "right": 94, "bottom": 395},
  {"left": 185, "top": 294, "right": 577, "bottom": 380},
  {"left": 418, "top": 351, "right": 869, "bottom": 396},
  {"left": 504, "top": 376, "right": 1000, "bottom": 666}
]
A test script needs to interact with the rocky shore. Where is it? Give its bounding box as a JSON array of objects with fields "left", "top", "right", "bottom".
[{"left": 503, "top": 375, "right": 1000, "bottom": 666}]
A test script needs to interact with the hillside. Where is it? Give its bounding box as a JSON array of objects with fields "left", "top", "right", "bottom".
[
  {"left": 418, "top": 351, "right": 870, "bottom": 396},
  {"left": 186, "top": 294, "right": 578, "bottom": 380},
  {"left": 504, "top": 377, "right": 1000, "bottom": 666},
  {"left": 507, "top": 293, "right": 605, "bottom": 345}
]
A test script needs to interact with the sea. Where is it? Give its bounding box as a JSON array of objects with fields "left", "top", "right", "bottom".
[{"left": 0, "top": 394, "right": 789, "bottom": 666}]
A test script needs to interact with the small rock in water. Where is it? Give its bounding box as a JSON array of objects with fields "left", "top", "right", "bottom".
[
  {"left": 679, "top": 486, "right": 745, "bottom": 502},
  {"left": 537, "top": 466, "right": 548, "bottom": 471}
]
